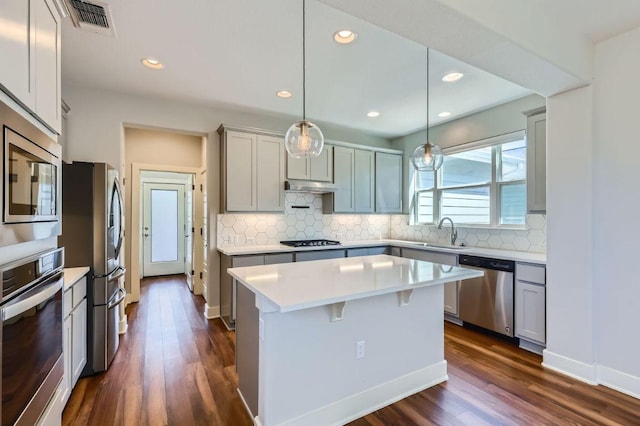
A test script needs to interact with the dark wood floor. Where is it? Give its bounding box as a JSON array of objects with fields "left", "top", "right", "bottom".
[{"left": 63, "top": 276, "right": 640, "bottom": 425}]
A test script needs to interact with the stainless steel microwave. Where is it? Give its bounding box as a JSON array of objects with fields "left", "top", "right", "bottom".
[{"left": 0, "top": 100, "right": 62, "bottom": 247}]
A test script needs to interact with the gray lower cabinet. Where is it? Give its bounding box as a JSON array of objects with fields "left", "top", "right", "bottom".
[
  {"left": 400, "top": 248, "right": 459, "bottom": 316},
  {"left": 220, "top": 253, "right": 294, "bottom": 329},
  {"left": 515, "top": 263, "right": 546, "bottom": 346},
  {"left": 347, "top": 246, "right": 389, "bottom": 257},
  {"left": 295, "top": 250, "right": 346, "bottom": 262},
  {"left": 236, "top": 283, "right": 260, "bottom": 417}
]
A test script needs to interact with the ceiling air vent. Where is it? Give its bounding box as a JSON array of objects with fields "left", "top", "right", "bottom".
[{"left": 64, "top": 0, "right": 116, "bottom": 37}]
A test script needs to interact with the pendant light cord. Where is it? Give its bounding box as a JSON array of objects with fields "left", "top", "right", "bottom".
[
  {"left": 302, "top": 0, "right": 307, "bottom": 121},
  {"left": 426, "top": 48, "right": 430, "bottom": 143}
]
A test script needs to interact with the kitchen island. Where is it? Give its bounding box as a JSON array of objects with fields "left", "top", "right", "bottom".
[{"left": 228, "top": 254, "right": 483, "bottom": 426}]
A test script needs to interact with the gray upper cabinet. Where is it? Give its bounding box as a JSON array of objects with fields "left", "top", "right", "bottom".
[
  {"left": 287, "top": 145, "right": 333, "bottom": 182},
  {"left": 526, "top": 110, "right": 546, "bottom": 213},
  {"left": 354, "top": 149, "right": 375, "bottom": 213},
  {"left": 375, "top": 152, "right": 402, "bottom": 213},
  {"left": 332, "top": 146, "right": 355, "bottom": 212},
  {"left": 221, "top": 127, "right": 285, "bottom": 212}
]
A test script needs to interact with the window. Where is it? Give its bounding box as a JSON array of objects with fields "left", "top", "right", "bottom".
[{"left": 414, "top": 131, "right": 526, "bottom": 226}]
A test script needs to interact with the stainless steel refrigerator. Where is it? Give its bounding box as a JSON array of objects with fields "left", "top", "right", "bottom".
[{"left": 58, "top": 162, "right": 126, "bottom": 375}]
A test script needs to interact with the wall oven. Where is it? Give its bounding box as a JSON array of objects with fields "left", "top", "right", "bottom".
[
  {"left": 1, "top": 248, "right": 64, "bottom": 426},
  {"left": 0, "top": 100, "right": 62, "bottom": 248}
]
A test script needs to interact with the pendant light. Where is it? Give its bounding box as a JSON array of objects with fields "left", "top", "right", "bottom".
[
  {"left": 411, "top": 48, "right": 443, "bottom": 171},
  {"left": 285, "top": 0, "right": 324, "bottom": 159}
]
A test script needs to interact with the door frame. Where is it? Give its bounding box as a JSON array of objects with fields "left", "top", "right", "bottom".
[{"left": 129, "top": 163, "right": 203, "bottom": 303}]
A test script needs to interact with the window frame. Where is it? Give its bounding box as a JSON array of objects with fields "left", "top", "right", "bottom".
[{"left": 413, "top": 130, "right": 526, "bottom": 228}]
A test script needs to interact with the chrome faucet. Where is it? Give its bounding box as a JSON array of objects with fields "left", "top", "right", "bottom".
[{"left": 438, "top": 217, "right": 458, "bottom": 246}]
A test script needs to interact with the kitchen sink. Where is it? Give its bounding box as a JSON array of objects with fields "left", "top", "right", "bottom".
[{"left": 412, "top": 242, "right": 468, "bottom": 250}]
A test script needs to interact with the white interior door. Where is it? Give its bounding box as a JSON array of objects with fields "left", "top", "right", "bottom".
[
  {"left": 142, "top": 183, "right": 186, "bottom": 277},
  {"left": 200, "top": 170, "right": 208, "bottom": 299}
]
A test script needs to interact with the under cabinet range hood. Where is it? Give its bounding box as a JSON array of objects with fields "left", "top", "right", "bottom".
[{"left": 284, "top": 180, "right": 338, "bottom": 194}]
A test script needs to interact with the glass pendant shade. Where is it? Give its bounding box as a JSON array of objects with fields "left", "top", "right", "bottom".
[
  {"left": 285, "top": 120, "right": 324, "bottom": 159},
  {"left": 411, "top": 142, "right": 443, "bottom": 171}
]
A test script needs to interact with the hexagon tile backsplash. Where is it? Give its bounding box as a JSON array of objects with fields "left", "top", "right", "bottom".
[{"left": 217, "top": 194, "right": 546, "bottom": 253}]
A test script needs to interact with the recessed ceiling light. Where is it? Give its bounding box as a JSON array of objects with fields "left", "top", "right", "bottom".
[
  {"left": 367, "top": 111, "right": 380, "bottom": 118},
  {"left": 334, "top": 30, "right": 357, "bottom": 44},
  {"left": 438, "top": 111, "right": 451, "bottom": 118},
  {"left": 141, "top": 57, "right": 164, "bottom": 70},
  {"left": 276, "top": 90, "right": 292, "bottom": 98},
  {"left": 442, "top": 72, "right": 464, "bottom": 82}
]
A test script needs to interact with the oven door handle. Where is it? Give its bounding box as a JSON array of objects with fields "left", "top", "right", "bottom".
[
  {"left": 107, "top": 287, "right": 127, "bottom": 310},
  {"left": 2, "top": 277, "right": 63, "bottom": 322}
]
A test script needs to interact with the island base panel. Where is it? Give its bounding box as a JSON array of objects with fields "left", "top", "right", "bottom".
[{"left": 254, "top": 284, "right": 446, "bottom": 426}]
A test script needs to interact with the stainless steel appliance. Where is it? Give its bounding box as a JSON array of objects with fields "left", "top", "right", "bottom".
[
  {"left": 458, "top": 254, "right": 515, "bottom": 337},
  {"left": 279, "top": 239, "right": 341, "bottom": 247},
  {"left": 58, "top": 162, "right": 126, "bottom": 375},
  {"left": 1, "top": 248, "right": 64, "bottom": 426},
  {"left": 0, "top": 100, "right": 61, "bottom": 247}
]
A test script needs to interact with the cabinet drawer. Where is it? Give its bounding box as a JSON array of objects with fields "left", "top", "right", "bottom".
[
  {"left": 72, "top": 276, "right": 87, "bottom": 308},
  {"left": 346, "top": 248, "right": 369, "bottom": 257},
  {"left": 516, "top": 263, "right": 545, "bottom": 284},
  {"left": 63, "top": 289, "right": 73, "bottom": 318}
]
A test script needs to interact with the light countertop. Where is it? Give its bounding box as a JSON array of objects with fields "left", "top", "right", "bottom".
[
  {"left": 228, "top": 254, "right": 484, "bottom": 313},
  {"left": 64, "top": 267, "right": 90, "bottom": 291},
  {"left": 217, "top": 239, "right": 546, "bottom": 264}
]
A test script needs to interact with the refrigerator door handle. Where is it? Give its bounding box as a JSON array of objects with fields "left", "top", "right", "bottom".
[
  {"left": 107, "top": 287, "right": 127, "bottom": 309},
  {"left": 107, "top": 265, "right": 126, "bottom": 282},
  {"left": 94, "top": 265, "right": 126, "bottom": 280}
]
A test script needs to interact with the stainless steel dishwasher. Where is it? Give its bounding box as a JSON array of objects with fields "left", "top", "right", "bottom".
[{"left": 458, "top": 255, "right": 515, "bottom": 337}]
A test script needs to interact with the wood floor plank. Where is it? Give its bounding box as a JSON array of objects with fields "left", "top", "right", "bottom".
[{"left": 63, "top": 275, "right": 640, "bottom": 426}]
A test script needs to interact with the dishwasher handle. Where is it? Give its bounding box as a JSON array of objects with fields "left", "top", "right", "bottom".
[{"left": 458, "top": 254, "right": 514, "bottom": 272}]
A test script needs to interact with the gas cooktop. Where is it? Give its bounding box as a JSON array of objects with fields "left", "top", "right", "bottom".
[{"left": 279, "top": 239, "right": 341, "bottom": 248}]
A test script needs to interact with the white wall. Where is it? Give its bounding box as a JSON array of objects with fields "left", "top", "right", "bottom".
[
  {"left": 543, "top": 86, "right": 596, "bottom": 382},
  {"left": 592, "top": 27, "right": 640, "bottom": 395}
]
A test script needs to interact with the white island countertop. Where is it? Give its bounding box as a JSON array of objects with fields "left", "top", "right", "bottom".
[{"left": 228, "top": 254, "right": 483, "bottom": 313}]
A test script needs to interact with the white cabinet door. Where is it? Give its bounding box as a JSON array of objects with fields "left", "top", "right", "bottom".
[
  {"left": 526, "top": 112, "right": 546, "bottom": 213},
  {"left": 0, "top": 0, "right": 35, "bottom": 109},
  {"left": 71, "top": 298, "right": 87, "bottom": 386},
  {"left": 226, "top": 131, "right": 257, "bottom": 211},
  {"left": 33, "top": 0, "right": 61, "bottom": 133},
  {"left": 310, "top": 145, "right": 333, "bottom": 182},
  {"left": 375, "top": 153, "right": 402, "bottom": 213},
  {"left": 333, "top": 146, "right": 355, "bottom": 212},
  {"left": 354, "top": 149, "right": 374, "bottom": 213},
  {"left": 515, "top": 281, "right": 546, "bottom": 344},
  {"left": 256, "top": 135, "right": 285, "bottom": 212},
  {"left": 61, "top": 314, "right": 72, "bottom": 405}
]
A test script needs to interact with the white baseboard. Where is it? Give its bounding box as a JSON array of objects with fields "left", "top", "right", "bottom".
[
  {"left": 118, "top": 313, "right": 128, "bottom": 334},
  {"left": 204, "top": 303, "right": 220, "bottom": 319},
  {"left": 542, "top": 349, "right": 598, "bottom": 385},
  {"left": 598, "top": 365, "right": 640, "bottom": 399},
  {"left": 275, "top": 361, "right": 448, "bottom": 426}
]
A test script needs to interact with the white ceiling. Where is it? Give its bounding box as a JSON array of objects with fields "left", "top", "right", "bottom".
[{"left": 61, "top": 0, "right": 640, "bottom": 139}]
